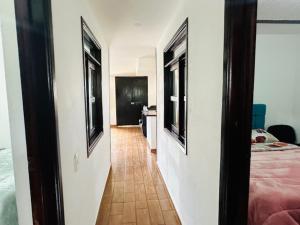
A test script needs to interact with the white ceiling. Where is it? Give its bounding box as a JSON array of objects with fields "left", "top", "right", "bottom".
[
  {"left": 87, "top": 0, "right": 300, "bottom": 75},
  {"left": 109, "top": 46, "right": 155, "bottom": 75},
  {"left": 88, "top": 0, "right": 182, "bottom": 75},
  {"left": 258, "top": 0, "right": 300, "bottom": 20}
]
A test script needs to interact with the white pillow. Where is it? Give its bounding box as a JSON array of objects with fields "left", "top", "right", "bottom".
[{"left": 252, "top": 129, "right": 279, "bottom": 143}]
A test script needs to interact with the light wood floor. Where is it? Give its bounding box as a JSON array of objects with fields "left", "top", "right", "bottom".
[{"left": 96, "top": 127, "right": 181, "bottom": 225}]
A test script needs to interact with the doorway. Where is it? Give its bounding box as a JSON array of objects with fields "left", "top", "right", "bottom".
[
  {"left": 219, "top": 1, "right": 300, "bottom": 225},
  {"left": 115, "top": 76, "right": 148, "bottom": 126}
]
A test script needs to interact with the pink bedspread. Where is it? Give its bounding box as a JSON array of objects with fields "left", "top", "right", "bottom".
[{"left": 249, "top": 148, "right": 300, "bottom": 225}]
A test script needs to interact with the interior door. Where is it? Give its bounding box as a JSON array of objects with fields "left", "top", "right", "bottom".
[{"left": 116, "top": 77, "right": 148, "bottom": 125}]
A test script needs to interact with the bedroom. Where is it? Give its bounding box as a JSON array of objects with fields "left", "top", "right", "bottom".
[{"left": 248, "top": 3, "right": 300, "bottom": 225}]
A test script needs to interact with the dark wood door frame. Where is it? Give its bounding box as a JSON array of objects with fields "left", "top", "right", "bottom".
[
  {"left": 14, "top": 0, "right": 65, "bottom": 224},
  {"left": 219, "top": 1, "right": 257, "bottom": 225}
]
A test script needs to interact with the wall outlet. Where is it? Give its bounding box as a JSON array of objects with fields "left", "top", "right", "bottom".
[{"left": 73, "top": 153, "right": 79, "bottom": 172}]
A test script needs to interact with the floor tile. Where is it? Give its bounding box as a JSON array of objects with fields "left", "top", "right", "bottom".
[
  {"left": 135, "top": 200, "right": 148, "bottom": 209},
  {"left": 108, "top": 215, "right": 122, "bottom": 225},
  {"left": 136, "top": 209, "right": 151, "bottom": 225},
  {"left": 123, "top": 202, "right": 136, "bottom": 223},
  {"left": 110, "top": 203, "right": 123, "bottom": 215},
  {"left": 163, "top": 210, "right": 181, "bottom": 225},
  {"left": 124, "top": 192, "right": 135, "bottom": 202},
  {"left": 159, "top": 199, "right": 173, "bottom": 211},
  {"left": 148, "top": 200, "right": 165, "bottom": 225}
]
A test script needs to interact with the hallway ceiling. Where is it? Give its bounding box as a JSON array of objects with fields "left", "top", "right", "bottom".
[
  {"left": 258, "top": 0, "right": 300, "bottom": 20},
  {"left": 88, "top": 0, "right": 300, "bottom": 75},
  {"left": 88, "top": 0, "right": 182, "bottom": 75}
]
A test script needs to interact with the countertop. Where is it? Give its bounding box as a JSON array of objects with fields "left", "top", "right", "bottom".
[{"left": 142, "top": 110, "right": 157, "bottom": 117}]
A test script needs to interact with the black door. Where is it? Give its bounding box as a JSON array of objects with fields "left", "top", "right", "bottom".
[{"left": 116, "top": 77, "right": 148, "bottom": 125}]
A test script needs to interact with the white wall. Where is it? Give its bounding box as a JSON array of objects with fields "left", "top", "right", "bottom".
[
  {"left": 137, "top": 56, "right": 157, "bottom": 106},
  {"left": 51, "top": 1, "right": 111, "bottom": 225},
  {"left": 110, "top": 46, "right": 156, "bottom": 75},
  {"left": 0, "top": 23, "right": 11, "bottom": 149},
  {"left": 0, "top": 1, "right": 33, "bottom": 224},
  {"left": 110, "top": 55, "right": 157, "bottom": 125},
  {"left": 254, "top": 30, "right": 300, "bottom": 142},
  {"left": 156, "top": 1, "right": 224, "bottom": 225}
]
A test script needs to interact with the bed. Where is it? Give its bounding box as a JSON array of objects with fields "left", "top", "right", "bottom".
[
  {"left": 248, "top": 104, "right": 300, "bottom": 225},
  {"left": 0, "top": 148, "right": 18, "bottom": 225}
]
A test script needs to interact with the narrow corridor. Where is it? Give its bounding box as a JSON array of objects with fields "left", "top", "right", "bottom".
[{"left": 96, "top": 127, "right": 181, "bottom": 225}]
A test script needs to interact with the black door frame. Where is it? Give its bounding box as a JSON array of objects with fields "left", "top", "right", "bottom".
[
  {"left": 14, "top": 0, "right": 65, "bottom": 224},
  {"left": 219, "top": 1, "right": 257, "bottom": 225}
]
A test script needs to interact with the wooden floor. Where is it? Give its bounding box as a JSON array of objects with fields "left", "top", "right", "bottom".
[{"left": 96, "top": 127, "right": 181, "bottom": 225}]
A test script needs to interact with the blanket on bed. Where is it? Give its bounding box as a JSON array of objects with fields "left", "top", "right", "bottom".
[{"left": 249, "top": 148, "right": 300, "bottom": 225}]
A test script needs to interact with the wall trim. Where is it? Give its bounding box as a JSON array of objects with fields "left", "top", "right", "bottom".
[
  {"left": 96, "top": 165, "right": 112, "bottom": 223},
  {"left": 156, "top": 162, "right": 183, "bottom": 224},
  {"left": 257, "top": 20, "right": 300, "bottom": 24}
]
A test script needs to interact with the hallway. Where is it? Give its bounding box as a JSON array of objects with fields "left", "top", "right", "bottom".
[{"left": 96, "top": 127, "right": 181, "bottom": 225}]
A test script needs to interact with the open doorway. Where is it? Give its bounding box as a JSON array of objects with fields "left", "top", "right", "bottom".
[
  {"left": 220, "top": 1, "right": 300, "bottom": 225},
  {"left": 249, "top": 11, "right": 300, "bottom": 225}
]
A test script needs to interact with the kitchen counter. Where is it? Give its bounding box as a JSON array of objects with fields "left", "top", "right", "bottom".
[
  {"left": 142, "top": 110, "right": 157, "bottom": 117},
  {"left": 142, "top": 110, "right": 157, "bottom": 152}
]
